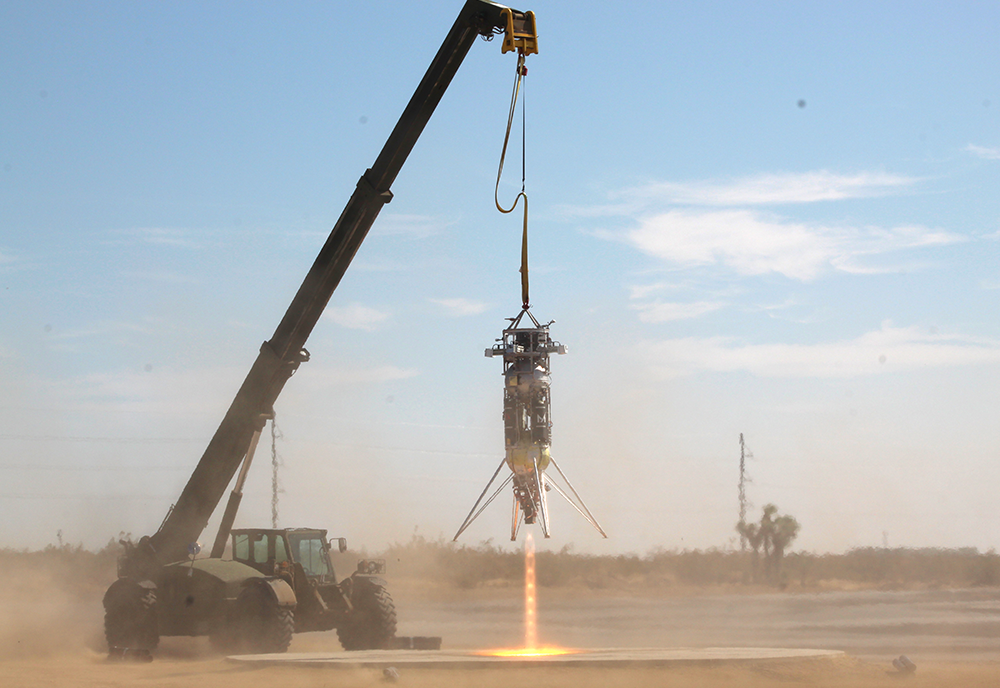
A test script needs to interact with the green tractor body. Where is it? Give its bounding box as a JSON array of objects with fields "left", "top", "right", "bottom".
[{"left": 104, "top": 527, "right": 396, "bottom": 655}]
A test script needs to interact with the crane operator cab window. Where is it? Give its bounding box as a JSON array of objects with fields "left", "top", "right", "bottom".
[
  {"left": 232, "top": 532, "right": 290, "bottom": 575},
  {"left": 254, "top": 536, "right": 268, "bottom": 563},
  {"left": 274, "top": 535, "right": 288, "bottom": 564},
  {"left": 233, "top": 533, "right": 250, "bottom": 561},
  {"left": 288, "top": 532, "right": 331, "bottom": 579}
]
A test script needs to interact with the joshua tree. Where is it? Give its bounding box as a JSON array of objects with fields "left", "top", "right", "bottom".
[
  {"left": 737, "top": 504, "right": 799, "bottom": 584},
  {"left": 759, "top": 504, "right": 777, "bottom": 559},
  {"left": 769, "top": 512, "right": 800, "bottom": 573},
  {"left": 736, "top": 520, "right": 764, "bottom": 581}
]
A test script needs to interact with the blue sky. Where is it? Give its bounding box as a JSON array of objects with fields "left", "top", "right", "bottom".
[{"left": 2, "top": 1, "right": 999, "bottom": 556}]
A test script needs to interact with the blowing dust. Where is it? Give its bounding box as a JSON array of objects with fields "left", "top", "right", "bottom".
[
  {"left": 3, "top": 544, "right": 1000, "bottom": 688},
  {"left": 0, "top": 552, "right": 107, "bottom": 659}
]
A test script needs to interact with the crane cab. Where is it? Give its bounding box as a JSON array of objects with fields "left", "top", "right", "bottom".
[{"left": 231, "top": 527, "right": 348, "bottom": 583}]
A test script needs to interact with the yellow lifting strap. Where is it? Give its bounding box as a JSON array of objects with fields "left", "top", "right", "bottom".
[{"left": 495, "top": 51, "right": 530, "bottom": 308}]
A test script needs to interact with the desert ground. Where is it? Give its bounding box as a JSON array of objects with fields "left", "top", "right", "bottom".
[{"left": 2, "top": 559, "right": 998, "bottom": 688}]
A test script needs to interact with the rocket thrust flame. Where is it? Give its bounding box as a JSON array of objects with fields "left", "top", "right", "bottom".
[{"left": 453, "top": 307, "right": 607, "bottom": 542}]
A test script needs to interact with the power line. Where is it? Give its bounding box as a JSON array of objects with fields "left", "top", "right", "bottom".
[
  {"left": 0, "top": 433, "right": 497, "bottom": 458},
  {"left": 0, "top": 434, "right": 204, "bottom": 444},
  {"left": 0, "top": 493, "right": 177, "bottom": 500},
  {"left": 0, "top": 464, "right": 186, "bottom": 471}
]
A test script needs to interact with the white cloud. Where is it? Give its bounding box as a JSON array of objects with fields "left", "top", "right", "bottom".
[
  {"left": 628, "top": 210, "right": 832, "bottom": 280},
  {"left": 42, "top": 361, "right": 418, "bottom": 418},
  {"left": 120, "top": 270, "right": 200, "bottom": 284},
  {"left": 324, "top": 302, "right": 390, "bottom": 331},
  {"left": 111, "top": 228, "right": 204, "bottom": 249},
  {"left": 567, "top": 170, "right": 957, "bottom": 281},
  {"left": 566, "top": 170, "right": 918, "bottom": 218},
  {"left": 430, "top": 298, "right": 489, "bottom": 317},
  {"left": 632, "top": 300, "right": 724, "bottom": 323},
  {"left": 637, "top": 322, "right": 1000, "bottom": 379},
  {"left": 297, "top": 365, "right": 419, "bottom": 388},
  {"left": 372, "top": 213, "right": 451, "bottom": 238},
  {"left": 745, "top": 298, "right": 823, "bottom": 325},
  {"left": 349, "top": 257, "right": 411, "bottom": 273},
  {"left": 49, "top": 320, "right": 154, "bottom": 342},
  {"left": 749, "top": 298, "right": 800, "bottom": 314},
  {"left": 45, "top": 365, "right": 241, "bottom": 416},
  {"left": 965, "top": 144, "right": 1000, "bottom": 160},
  {"left": 628, "top": 283, "right": 672, "bottom": 300},
  {"left": 619, "top": 171, "right": 918, "bottom": 207},
  {"left": 626, "top": 209, "right": 961, "bottom": 281}
]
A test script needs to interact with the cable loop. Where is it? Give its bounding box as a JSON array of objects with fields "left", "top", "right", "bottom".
[{"left": 495, "top": 52, "right": 530, "bottom": 308}]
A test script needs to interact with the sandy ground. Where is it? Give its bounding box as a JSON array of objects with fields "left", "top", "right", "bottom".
[
  {"left": 2, "top": 574, "right": 998, "bottom": 687},
  {"left": 4, "top": 651, "right": 999, "bottom": 688},
  {"left": 388, "top": 586, "right": 1000, "bottom": 660}
]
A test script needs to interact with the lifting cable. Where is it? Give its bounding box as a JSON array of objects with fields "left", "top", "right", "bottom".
[{"left": 495, "top": 52, "right": 531, "bottom": 309}]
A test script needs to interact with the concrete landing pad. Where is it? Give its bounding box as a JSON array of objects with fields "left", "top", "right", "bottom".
[{"left": 228, "top": 647, "right": 844, "bottom": 669}]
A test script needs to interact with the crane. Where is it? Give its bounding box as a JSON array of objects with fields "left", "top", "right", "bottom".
[{"left": 103, "top": 1, "right": 538, "bottom": 657}]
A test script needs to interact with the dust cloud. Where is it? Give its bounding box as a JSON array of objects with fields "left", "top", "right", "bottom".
[
  {"left": 3, "top": 542, "right": 1000, "bottom": 687},
  {"left": 0, "top": 551, "right": 106, "bottom": 659}
]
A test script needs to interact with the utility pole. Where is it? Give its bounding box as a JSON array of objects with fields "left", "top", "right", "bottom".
[{"left": 738, "top": 433, "right": 749, "bottom": 551}]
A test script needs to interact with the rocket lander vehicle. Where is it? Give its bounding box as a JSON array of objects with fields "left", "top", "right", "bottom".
[{"left": 453, "top": 306, "right": 607, "bottom": 541}]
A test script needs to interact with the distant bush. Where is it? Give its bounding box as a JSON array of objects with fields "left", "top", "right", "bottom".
[
  {"left": 380, "top": 536, "right": 1000, "bottom": 592},
  {"left": 4, "top": 535, "right": 999, "bottom": 595},
  {"left": 783, "top": 547, "right": 1000, "bottom": 589},
  {"left": 0, "top": 538, "right": 120, "bottom": 596}
]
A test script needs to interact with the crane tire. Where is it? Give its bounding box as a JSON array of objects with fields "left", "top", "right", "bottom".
[
  {"left": 230, "top": 582, "right": 294, "bottom": 654},
  {"left": 103, "top": 579, "right": 159, "bottom": 652},
  {"left": 337, "top": 583, "right": 397, "bottom": 651}
]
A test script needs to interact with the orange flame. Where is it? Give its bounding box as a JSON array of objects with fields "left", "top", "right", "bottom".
[
  {"left": 475, "top": 533, "right": 576, "bottom": 658},
  {"left": 476, "top": 647, "right": 577, "bottom": 657},
  {"left": 525, "top": 532, "right": 536, "bottom": 649}
]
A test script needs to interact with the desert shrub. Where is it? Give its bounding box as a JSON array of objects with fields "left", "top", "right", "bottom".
[
  {"left": 381, "top": 535, "right": 521, "bottom": 588},
  {"left": 4, "top": 536, "right": 1000, "bottom": 594},
  {"left": 0, "top": 538, "right": 120, "bottom": 596}
]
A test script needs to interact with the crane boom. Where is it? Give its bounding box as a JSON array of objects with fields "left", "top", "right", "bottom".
[{"left": 124, "top": 1, "right": 537, "bottom": 574}]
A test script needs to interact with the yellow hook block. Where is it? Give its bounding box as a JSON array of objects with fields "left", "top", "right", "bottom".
[{"left": 500, "top": 8, "right": 538, "bottom": 56}]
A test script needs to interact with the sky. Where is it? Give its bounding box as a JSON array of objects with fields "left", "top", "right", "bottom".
[{"left": 1, "top": 1, "right": 999, "bottom": 557}]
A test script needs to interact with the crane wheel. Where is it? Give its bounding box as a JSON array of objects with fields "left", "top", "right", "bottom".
[
  {"left": 214, "top": 582, "right": 294, "bottom": 654},
  {"left": 337, "top": 582, "right": 397, "bottom": 651},
  {"left": 103, "top": 579, "right": 159, "bottom": 654}
]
